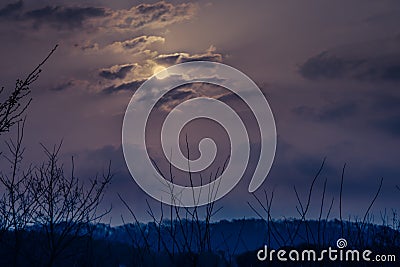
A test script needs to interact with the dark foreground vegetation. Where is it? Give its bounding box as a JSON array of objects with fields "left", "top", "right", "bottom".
[{"left": 0, "top": 218, "right": 399, "bottom": 266}]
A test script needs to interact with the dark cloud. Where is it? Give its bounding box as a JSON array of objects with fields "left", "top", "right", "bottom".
[
  {"left": 153, "top": 82, "right": 230, "bottom": 112},
  {"left": 122, "top": 36, "right": 147, "bottom": 49},
  {"left": 25, "top": 5, "right": 109, "bottom": 29},
  {"left": 74, "top": 42, "right": 99, "bottom": 51},
  {"left": 155, "top": 52, "right": 222, "bottom": 65},
  {"left": 155, "top": 88, "right": 198, "bottom": 111},
  {"left": 179, "top": 53, "right": 222, "bottom": 63},
  {"left": 0, "top": 0, "right": 22, "bottom": 17},
  {"left": 300, "top": 52, "right": 400, "bottom": 82},
  {"left": 299, "top": 37, "right": 400, "bottom": 82},
  {"left": 155, "top": 48, "right": 223, "bottom": 66},
  {"left": 99, "top": 64, "right": 134, "bottom": 80},
  {"left": 0, "top": 1, "right": 196, "bottom": 32},
  {"left": 154, "top": 53, "right": 180, "bottom": 65},
  {"left": 50, "top": 81, "right": 74, "bottom": 91},
  {"left": 112, "top": 2, "right": 196, "bottom": 29},
  {"left": 299, "top": 51, "right": 365, "bottom": 80},
  {"left": 109, "top": 36, "right": 164, "bottom": 52},
  {"left": 102, "top": 79, "right": 145, "bottom": 94},
  {"left": 164, "top": 89, "right": 194, "bottom": 101},
  {"left": 293, "top": 102, "right": 357, "bottom": 122},
  {"left": 121, "top": 36, "right": 163, "bottom": 50},
  {"left": 0, "top": 1, "right": 109, "bottom": 29}
]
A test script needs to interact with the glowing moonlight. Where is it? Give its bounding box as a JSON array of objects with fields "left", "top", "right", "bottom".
[{"left": 152, "top": 65, "right": 168, "bottom": 79}]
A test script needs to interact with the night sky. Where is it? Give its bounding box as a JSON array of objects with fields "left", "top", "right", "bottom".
[{"left": 0, "top": 0, "right": 399, "bottom": 225}]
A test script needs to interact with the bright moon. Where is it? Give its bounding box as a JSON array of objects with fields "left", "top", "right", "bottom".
[{"left": 153, "top": 65, "right": 168, "bottom": 79}]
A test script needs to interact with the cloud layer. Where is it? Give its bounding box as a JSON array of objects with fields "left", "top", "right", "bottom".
[
  {"left": 299, "top": 37, "right": 400, "bottom": 82},
  {"left": 0, "top": 1, "right": 196, "bottom": 31}
]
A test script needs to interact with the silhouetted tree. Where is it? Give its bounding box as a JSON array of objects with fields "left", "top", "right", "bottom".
[
  {"left": 0, "top": 120, "right": 37, "bottom": 266},
  {"left": 30, "top": 143, "right": 112, "bottom": 267},
  {"left": 0, "top": 45, "right": 57, "bottom": 267},
  {"left": 0, "top": 45, "right": 58, "bottom": 135},
  {"left": 0, "top": 45, "right": 113, "bottom": 267}
]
